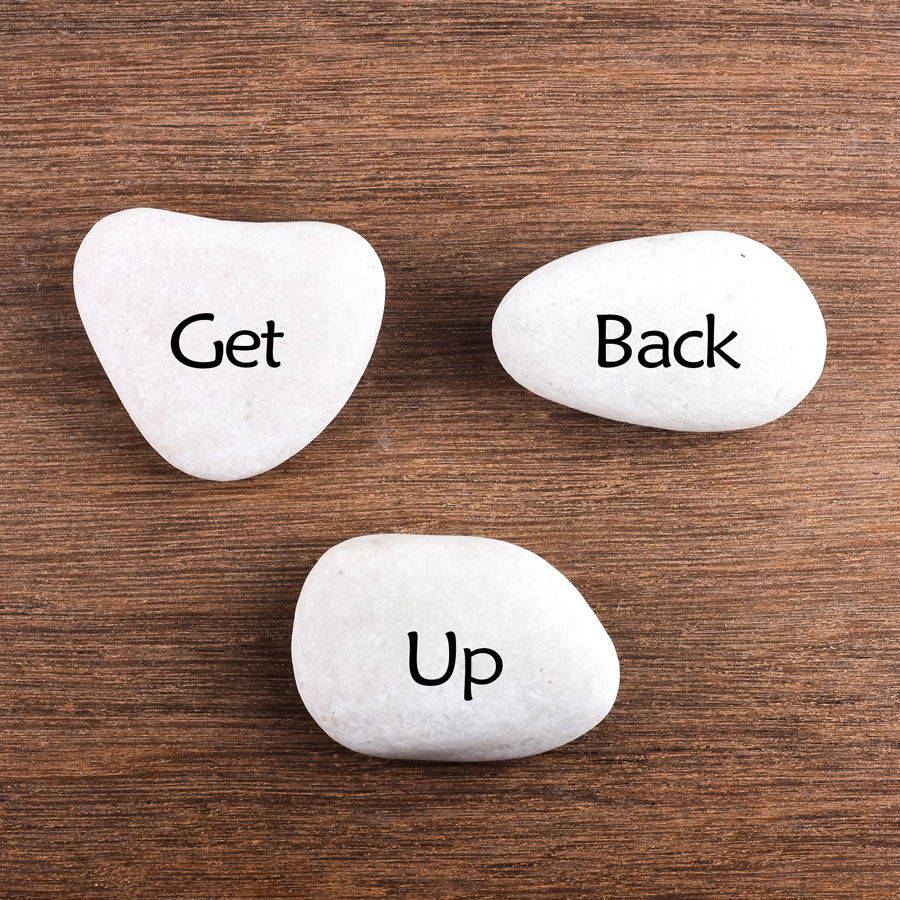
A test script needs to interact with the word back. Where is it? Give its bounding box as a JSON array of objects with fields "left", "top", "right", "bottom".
[{"left": 598, "top": 314, "right": 740, "bottom": 369}]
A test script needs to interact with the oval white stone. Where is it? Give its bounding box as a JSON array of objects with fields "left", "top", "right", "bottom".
[
  {"left": 492, "top": 231, "right": 827, "bottom": 431},
  {"left": 74, "top": 208, "right": 385, "bottom": 480},
  {"left": 291, "top": 534, "right": 619, "bottom": 762}
]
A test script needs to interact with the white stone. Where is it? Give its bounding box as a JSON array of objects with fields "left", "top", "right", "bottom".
[
  {"left": 291, "top": 534, "right": 619, "bottom": 762},
  {"left": 492, "top": 231, "right": 827, "bottom": 431},
  {"left": 74, "top": 208, "right": 385, "bottom": 480}
]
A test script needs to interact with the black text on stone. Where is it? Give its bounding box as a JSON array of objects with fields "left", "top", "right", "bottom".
[
  {"left": 171, "top": 313, "right": 284, "bottom": 368},
  {"left": 407, "top": 631, "right": 503, "bottom": 701},
  {"left": 597, "top": 314, "right": 740, "bottom": 369}
]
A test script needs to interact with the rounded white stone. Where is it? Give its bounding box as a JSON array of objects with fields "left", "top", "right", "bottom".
[
  {"left": 492, "top": 231, "right": 827, "bottom": 431},
  {"left": 74, "top": 208, "right": 385, "bottom": 480},
  {"left": 291, "top": 534, "right": 619, "bottom": 762}
]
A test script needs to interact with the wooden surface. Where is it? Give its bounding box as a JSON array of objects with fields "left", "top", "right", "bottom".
[{"left": 2, "top": 2, "right": 899, "bottom": 897}]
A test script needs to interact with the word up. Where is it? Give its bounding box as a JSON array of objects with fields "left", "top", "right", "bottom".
[
  {"left": 407, "top": 631, "right": 503, "bottom": 701},
  {"left": 171, "top": 313, "right": 284, "bottom": 368},
  {"left": 598, "top": 314, "right": 740, "bottom": 369}
]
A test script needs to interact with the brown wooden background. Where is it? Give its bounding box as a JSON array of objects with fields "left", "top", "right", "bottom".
[{"left": 2, "top": 2, "right": 899, "bottom": 897}]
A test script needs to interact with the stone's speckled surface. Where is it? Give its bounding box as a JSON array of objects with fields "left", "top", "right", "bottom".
[
  {"left": 74, "top": 208, "right": 385, "bottom": 481},
  {"left": 492, "top": 231, "right": 827, "bottom": 432},
  {"left": 292, "top": 534, "right": 620, "bottom": 762}
]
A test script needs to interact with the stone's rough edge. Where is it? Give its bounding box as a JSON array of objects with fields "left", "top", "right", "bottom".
[
  {"left": 491, "top": 230, "right": 828, "bottom": 433},
  {"left": 74, "top": 209, "right": 388, "bottom": 291},
  {"left": 72, "top": 207, "right": 386, "bottom": 482},
  {"left": 291, "top": 533, "right": 620, "bottom": 763}
]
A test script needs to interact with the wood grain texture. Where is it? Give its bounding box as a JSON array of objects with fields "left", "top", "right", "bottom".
[{"left": 2, "top": 2, "right": 899, "bottom": 897}]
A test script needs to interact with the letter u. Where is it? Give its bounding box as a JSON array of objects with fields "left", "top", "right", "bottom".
[{"left": 408, "top": 631, "right": 456, "bottom": 685}]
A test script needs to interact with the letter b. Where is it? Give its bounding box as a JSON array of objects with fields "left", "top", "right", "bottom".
[{"left": 597, "top": 315, "right": 632, "bottom": 367}]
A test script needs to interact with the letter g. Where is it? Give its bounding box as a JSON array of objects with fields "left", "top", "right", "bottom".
[{"left": 171, "top": 313, "right": 223, "bottom": 368}]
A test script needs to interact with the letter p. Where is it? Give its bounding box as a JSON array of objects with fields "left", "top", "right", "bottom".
[{"left": 463, "top": 647, "right": 503, "bottom": 701}]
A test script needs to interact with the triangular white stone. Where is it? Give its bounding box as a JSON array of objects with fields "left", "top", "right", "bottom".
[{"left": 74, "top": 208, "right": 385, "bottom": 480}]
